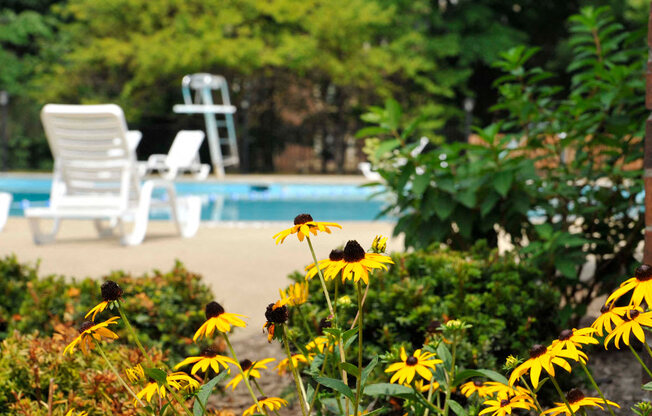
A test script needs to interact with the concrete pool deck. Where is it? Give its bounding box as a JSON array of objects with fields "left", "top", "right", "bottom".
[{"left": 0, "top": 217, "right": 401, "bottom": 341}]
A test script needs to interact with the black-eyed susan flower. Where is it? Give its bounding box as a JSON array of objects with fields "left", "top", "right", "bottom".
[
  {"left": 415, "top": 380, "right": 440, "bottom": 393},
  {"left": 604, "top": 307, "right": 652, "bottom": 349},
  {"left": 480, "top": 394, "right": 536, "bottom": 416},
  {"left": 276, "top": 353, "right": 308, "bottom": 375},
  {"left": 136, "top": 372, "right": 200, "bottom": 405},
  {"left": 263, "top": 299, "right": 289, "bottom": 342},
  {"left": 125, "top": 364, "right": 145, "bottom": 383},
  {"left": 372, "top": 235, "right": 388, "bottom": 253},
  {"left": 273, "top": 213, "right": 342, "bottom": 244},
  {"left": 549, "top": 328, "right": 598, "bottom": 363},
  {"left": 193, "top": 301, "right": 247, "bottom": 342},
  {"left": 65, "top": 410, "right": 88, "bottom": 416},
  {"left": 328, "top": 240, "right": 394, "bottom": 285},
  {"left": 136, "top": 379, "right": 167, "bottom": 404},
  {"left": 226, "top": 358, "right": 275, "bottom": 390},
  {"left": 483, "top": 382, "right": 530, "bottom": 398},
  {"left": 542, "top": 388, "right": 619, "bottom": 415},
  {"left": 63, "top": 317, "right": 120, "bottom": 355},
  {"left": 174, "top": 347, "right": 236, "bottom": 375},
  {"left": 606, "top": 264, "right": 652, "bottom": 307},
  {"left": 591, "top": 303, "right": 628, "bottom": 336},
  {"left": 305, "top": 249, "right": 345, "bottom": 281},
  {"left": 280, "top": 282, "right": 308, "bottom": 306},
  {"left": 85, "top": 280, "right": 123, "bottom": 321},
  {"left": 305, "top": 335, "right": 336, "bottom": 354},
  {"left": 385, "top": 347, "right": 442, "bottom": 384},
  {"left": 243, "top": 396, "right": 288, "bottom": 416},
  {"left": 461, "top": 380, "right": 494, "bottom": 398},
  {"left": 508, "top": 344, "right": 572, "bottom": 389}
]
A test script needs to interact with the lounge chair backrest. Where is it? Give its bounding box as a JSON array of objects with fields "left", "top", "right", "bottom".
[
  {"left": 40, "top": 104, "right": 138, "bottom": 211},
  {"left": 166, "top": 131, "right": 205, "bottom": 169}
]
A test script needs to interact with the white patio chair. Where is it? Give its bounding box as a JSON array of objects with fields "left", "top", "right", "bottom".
[
  {"left": 25, "top": 104, "right": 201, "bottom": 245},
  {"left": 139, "top": 130, "right": 210, "bottom": 180},
  {"left": 358, "top": 136, "right": 430, "bottom": 181},
  {"left": 0, "top": 192, "right": 11, "bottom": 231}
]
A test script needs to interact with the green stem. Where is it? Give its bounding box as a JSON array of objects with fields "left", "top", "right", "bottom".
[
  {"left": 350, "top": 283, "right": 370, "bottom": 329},
  {"left": 580, "top": 362, "right": 615, "bottom": 416},
  {"left": 442, "top": 333, "right": 457, "bottom": 416},
  {"left": 94, "top": 341, "right": 147, "bottom": 409},
  {"left": 415, "top": 387, "right": 444, "bottom": 414},
  {"left": 629, "top": 343, "right": 652, "bottom": 378},
  {"left": 519, "top": 376, "right": 544, "bottom": 414},
  {"left": 296, "top": 305, "right": 314, "bottom": 338},
  {"left": 117, "top": 302, "right": 151, "bottom": 366},
  {"left": 643, "top": 341, "right": 652, "bottom": 361},
  {"left": 164, "top": 399, "right": 183, "bottom": 416},
  {"left": 166, "top": 387, "right": 194, "bottom": 416},
  {"left": 550, "top": 375, "right": 575, "bottom": 416},
  {"left": 354, "top": 281, "right": 364, "bottom": 415},
  {"left": 423, "top": 379, "right": 436, "bottom": 416},
  {"left": 308, "top": 350, "right": 331, "bottom": 413},
  {"left": 222, "top": 333, "right": 266, "bottom": 415},
  {"left": 281, "top": 325, "right": 309, "bottom": 416},
  {"left": 193, "top": 387, "right": 208, "bottom": 416}
]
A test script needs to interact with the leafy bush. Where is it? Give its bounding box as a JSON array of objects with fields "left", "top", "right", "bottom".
[
  {"left": 359, "top": 6, "right": 644, "bottom": 324},
  {"left": 288, "top": 242, "right": 561, "bottom": 371},
  {"left": 0, "top": 255, "right": 213, "bottom": 361}
]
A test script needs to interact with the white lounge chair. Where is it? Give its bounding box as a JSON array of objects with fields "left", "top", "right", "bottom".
[
  {"left": 25, "top": 104, "right": 201, "bottom": 245},
  {"left": 139, "top": 130, "right": 210, "bottom": 180},
  {"left": 358, "top": 136, "right": 429, "bottom": 181},
  {"left": 0, "top": 192, "right": 11, "bottom": 231}
]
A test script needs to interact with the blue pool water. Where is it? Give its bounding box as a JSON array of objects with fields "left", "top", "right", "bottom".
[{"left": 0, "top": 177, "right": 390, "bottom": 222}]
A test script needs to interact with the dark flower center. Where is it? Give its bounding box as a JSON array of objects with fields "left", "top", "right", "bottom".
[
  {"left": 528, "top": 344, "right": 547, "bottom": 359},
  {"left": 600, "top": 304, "right": 611, "bottom": 314},
  {"left": 329, "top": 249, "right": 344, "bottom": 261},
  {"left": 636, "top": 264, "right": 652, "bottom": 281},
  {"left": 265, "top": 303, "right": 289, "bottom": 324},
  {"left": 473, "top": 380, "right": 483, "bottom": 387},
  {"left": 78, "top": 321, "right": 94, "bottom": 333},
  {"left": 294, "top": 214, "right": 313, "bottom": 225},
  {"left": 101, "top": 280, "right": 123, "bottom": 302},
  {"left": 205, "top": 301, "right": 225, "bottom": 319},
  {"left": 405, "top": 356, "right": 418, "bottom": 366},
  {"left": 500, "top": 399, "right": 510, "bottom": 407},
  {"left": 318, "top": 318, "right": 332, "bottom": 335},
  {"left": 566, "top": 388, "right": 585, "bottom": 403},
  {"left": 427, "top": 320, "right": 442, "bottom": 334},
  {"left": 201, "top": 347, "right": 219, "bottom": 357},
  {"left": 558, "top": 329, "right": 572, "bottom": 341},
  {"left": 257, "top": 396, "right": 268, "bottom": 401},
  {"left": 343, "top": 240, "right": 365, "bottom": 263},
  {"left": 240, "top": 359, "right": 253, "bottom": 371},
  {"left": 626, "top": 309, "right": 640, "bottom": 321}
]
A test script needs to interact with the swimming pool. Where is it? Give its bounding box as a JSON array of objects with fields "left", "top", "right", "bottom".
[{"left": 0, "top": 176, "right": 390, "bottom": 222}]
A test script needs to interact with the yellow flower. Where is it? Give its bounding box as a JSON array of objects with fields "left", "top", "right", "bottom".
[
  {"left": 591, "top": 303, "right": 628, "bottom": 336},
  {"left": 605, "top": 264, "right": 652, "bottom": 307},
  {"left": 480, "top": 394, "right": 536, "bottom": 416},
  {"left": 193, "top": 302, "right": 247, "bottom": 341},
  {"left": 63, "top": 317, "right": 120, "bottom": 355},
  {"left": 372, "top": 235, "right": 388, "bottom": 253},
  {"left": 272, "top": 213, "right": 341, "bottom": 244},
  {"left": 305, "top": 249, "right": 345, "bottom": 281},
  {"left": 136, "top": 381, "right": 166, "bottom": 404},
  {"left": 243, "top": 397, "right": 288, "bottom": 416},
  {"left": 483, "top": 382, "right": 530, "bottom": 398},
  {"left": 324, "top": 240, "right": 394, "bottom": 285},
  {"left": 305, "top": 335, "right": 336, "bottom": 354},
  {"left": 280, "top": 282, "right": 308, "bottom": 306},
  {"left": 125, "top": 364, "right": 145, "bottom": 383},
  {"left": 385, "top": 347, "right": 442, "bottom": 384},
  {"left": 276, "top": 354, "right": 309, "bottom": 375},
  {"left": 542, "top": 388, "right": 619, "bottom": 415},
  {"left": 460, "top": 380, "right": 494, "bottom": 398},
  {"left": 508, "top": 344, "right": 572, "bottom": 389},
  {"left": 604, "top": 307, "right": 652, "bottom": 349},
  {"left": 174, "top": 347, "right": 236, "bottom": 375},
  {"left": 226, "top": 358, "right": 275, "bottom": 390},
  {"left": 549, "top": 328, "right": 598, "bottom": 363},
  {"left": 415, "top": 380, "right": 440, "bottom": 393},
  {"left": 136, "top": 372, "right": 200, "bottom": 405},
  {"left": 85, "top": 280, "right": 123, "bottom": 321},
  {"left": 65, "top": 410, "right": 88, "bottom": 416}
]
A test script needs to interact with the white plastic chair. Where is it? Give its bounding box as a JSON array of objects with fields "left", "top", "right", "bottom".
[
  {"left": 25, "top": 104, "right": 201, "bottom": 245},
  {"left": 358, "top": 136, "right": 430, "bottom": 181},
  {"left": 139, "top": 130, "right": 210, "bottom": 180},
  {"left": 0, "top": 192, "right": 11, "bottom": 231}
]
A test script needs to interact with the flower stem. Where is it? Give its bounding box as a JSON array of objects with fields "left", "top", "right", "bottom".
[
  {"left": 550, "top": 375, "right": 575, "bottom": 416},
  {"left": 117, "top": 302, "right": 151, "bottom": 366},
  {"left": 350, "top": 283, "right": 370, "bottom": 329},
  {"left": 222, "top": 333, "right": 266, "bottom": 415},
  {"left": 94, "top": 340, "right": 147, "bottom": 409},
  {"left": 309, "top": 349, "right": 331, "bottom": 414},
  {"left": 166, "top": 387, "right": 194, "bottom": 416},
  {"left": 281, "top": 325, "right": 309, "bottom": 416},
  {"left": 629, "top": 343, "right": 652, "bottom": 378},
  {"left": 519, "top": 376, "right": 544, "bottom": 414},
  {"left": 643, "top": 340, "right": 652, "bottom": 361},
  {"left": 296, "top": 305, "right": 314, "bottom": 338},
  {"left": 442, "top": 332, "right": 457, "bottom": 416},
  {"left": 354, "top": 281, "right": 364, "bottom": 415},
  {"left": 579, "top": 362, "right": 615, "bottom": 416}
]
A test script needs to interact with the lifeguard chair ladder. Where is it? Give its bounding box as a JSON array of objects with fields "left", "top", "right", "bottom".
[{"left": 172, "top": 73, "right": 238, "bottom": 177}]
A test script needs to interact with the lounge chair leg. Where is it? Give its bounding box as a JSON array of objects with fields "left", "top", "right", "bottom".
[
  {"left": 28, "top": 217, "right": 61, "bottom": 244},
  {"left": 94, "top": 218, "right": 119, "bottom": 237}
]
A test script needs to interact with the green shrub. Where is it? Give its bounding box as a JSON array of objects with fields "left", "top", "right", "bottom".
[
  {"left": 288, "top": 242, "right": 561, "bottom": 371},
  {"left": 0, "top": 255, "right": 213, "bottom": 361}
]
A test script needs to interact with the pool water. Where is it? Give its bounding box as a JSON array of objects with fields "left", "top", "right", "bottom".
[{"left": 1, "top": 177, "right": 390, "bottom": 222}]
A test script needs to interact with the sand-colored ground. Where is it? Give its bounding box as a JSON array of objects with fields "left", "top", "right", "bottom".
[{"left": 1, "top": 217, "right": 401, "bottom": 341}]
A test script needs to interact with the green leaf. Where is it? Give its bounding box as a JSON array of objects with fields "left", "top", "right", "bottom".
[
  {"left": 449, "top": 399, "right": 468, "bottom": 416},
  {"left": 456, "top": 189, "right": 477, "bottom": 209},
  {"left": 642, "top": 381, "right": 652, "bottom": 391},
  {"left": 412, "top": 173, "right": 430, "bottom": 196},
  {"left": 535, "top": 223, "right": 553, "bottom": 240},
  {"left": 433, "top": 193, "right": 456, "bottom": 220},
  {"left": 355, "top": 126, "right": 390, "bottom": 139},
  {"left": 361, "top": 356, "right": 379, "bottom": 388},
  {"left": 436, "top": 343, "right": 452, "bottom": 371},
  {"left": 193, "top": 372, "right": 229, "bottom": 416},
  {"left": 374, "top": 139, "right": 401, "bottom": 158},
  {"left": 339, "top": 362, "right": 360, "bottom": 378},
  {"left": 363, "top": 383, "right": 414, "bottom": 397},
  {"left": 481, "top": 192, "right": 500, "bottom": 217},
  {"left": 452, "top": 369, "right": 509, "bottom": 387},
  {"left": 314, "top": 376, "right": 355, "bottom": 401},
  {"left": 385, "top": 98, "right": 402, "bottom": 130},
  {"left": 493, "top": 170, "right": 513, "bottom": 197},
  {"left": 555, "top": 258, "right": 578, "bottom": 279},
  {"left": 145, "top": 368, "right": 167, "bottom": 385}
]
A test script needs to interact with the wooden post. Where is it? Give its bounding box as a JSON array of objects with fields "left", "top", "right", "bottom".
[{"left": 645, "top": 1, "right": 652, "bottom": 264}]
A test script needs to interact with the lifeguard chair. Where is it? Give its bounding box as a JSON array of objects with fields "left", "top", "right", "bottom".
[{"left": 173, "top": 74, "right": 239, "bottom": 177}]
